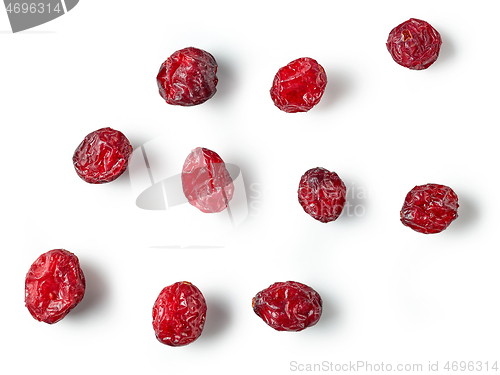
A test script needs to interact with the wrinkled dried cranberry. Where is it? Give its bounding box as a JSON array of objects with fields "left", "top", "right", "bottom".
[
  {"left": 25, "top": 249, "right": 86, "bottom": 324},
  {"left": 252, "top": 281, "right": 322, "bottom": 332},
  {"left": 386, "top": 18, "right": 442, "bottom": 70},
  {"left": 156, "top": 47, "right": 218, "bottom": 106},
  {"left": 400, "top": 183, "right": 459, "bottom": 234},
  {"left": 270, "top": 57, "right": 327, "bottom": 113},
  {"left": 298, "top": 167, "right": 346, "bottom": 223},
  {"left": 152, "top": 281, "right": 207, "bottom": 346},
  {"left": 181, "top": 147, "right": 234, "bottom": 213},
  {"left": 73, "top": 127, "right": 133, "bottom": 184}
]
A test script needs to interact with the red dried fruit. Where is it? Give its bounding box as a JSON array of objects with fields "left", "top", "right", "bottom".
[
  {"left": 386, "top": 18, "right": 442, "bottom": 70},
  {"left": 73, "top": 127, "right": 133, "bottom": 184},
  {"left": 181, "top": 147, "right": 234, "bottom": 213},
  {"left": 152, "top": 281, "right": 207, "bottom": 347},
  {"left": 25, "top": 249, "right": 86, "bottom": 324},
  {"left": 400, "top": 183, "right": 459, "bottom": 234},
  {"left": 298, "top": 167, "right": 346, "bottom": 223},
  {"left": 270, "top": 57, "right": 327, "bottom": 113},
  {"left": 252, "top": 281, "right": 322, "bottom": 332},
  {"left": 156, "top": 47, "right": 218, "bottom": 106}
]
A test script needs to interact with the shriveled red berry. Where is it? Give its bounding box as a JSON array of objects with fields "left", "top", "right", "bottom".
[
  {"left": 252, "top": 281, "right": 322, "bottom": 332},
  {"left": 270, "top": 57, "right": 327, "bottom": 113},
  {"left": 400, "top": 183, "right": 459, "bottom": 234},
  {"left": 25, "top": 249, "right": 86, "bottom": 324},
  {"left": 386, "top": 18, "right": 442, "bottom": 70},
  {"left": 156, "top": 47, "right": 218, "bottom": 106},
  {"left": 181, "top": 147, "right": 234, "bottom": 213},
  {"left": 298, "top": 167, "right": 346, "bottom": 223},
  {"left": 73, "top": 127, "right": 133, "bottom": 184},
  {"left": 152, "top": 281, "right": 207, "bottom": 347}
]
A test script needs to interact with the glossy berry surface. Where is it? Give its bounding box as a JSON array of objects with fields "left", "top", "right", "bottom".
[
  {"left": 25, "top": 249, "right": 86, "bottom": 324},
  {"left": 156, "top": 47, "right": 218, "bottom": 106},
  {"left": 298, "top": 167, "right": 346, "bottom": 223},
  {"left": 400, "top": 183, "right": 459, "bottom": 234},
  {"left": 270, "top": 57, "right": 327, "bottom": 113},
  {"left": 73, "top": 127, "right": 133, "bottom": 184},
  {"left": 152, "top": 281, "right": 207, "bottom": 347},
  {"left": 182, "top": 147, "right": 234, "bottom": 213},
  {"left": 252, "top": 281, "right": 322, "bottom": 332},
  {"left": 386, "top": 18, "right": 442, "bottom": 70}
]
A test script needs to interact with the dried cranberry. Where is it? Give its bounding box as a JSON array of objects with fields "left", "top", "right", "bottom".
[
  {"left": 156, "top": 47, "right": 218, "bottom": 106},
  {"left": 181, "top": 147, "right": 234, "bottom": 213},
  {"left": 298, "top": 167, "right": 346, "bottom": 223},
  {"left": 252, "top": 281, "right": 322, "bottom": 332},
  {"left": 386, "top": 18, "right": 442, "bottom": 70},
  {"left": 25, "top": 249, "right": 86, "bottom": 324},
  {"left": 152, "top": 281, "right": 207, "bottom": 346},
  {"left": 270, "top": 57, "right": 327, "bottom": 113},
  {"left": 73, "top": 127, "right": 133, "bottom": 184},
  {"left": 400, "top": 183, "right": 459, "bottom": 234}
]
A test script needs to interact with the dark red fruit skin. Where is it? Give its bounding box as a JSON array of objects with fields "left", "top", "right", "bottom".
[
  {"left": 400, "top": 183, "right": 459, "bottom": 234},
  {"left": 252, "top": 281, "right": 322, "bottom": 332},
  {"left": 152, "top": 281, "right": 207, "bottom": 347},
  {"left": 181, "top": 147, "right": 234, "bottom": 213},
  {"left": 25, "top": 249, "right": 86, "bottom": 324},
  {"left": 386, "top": 18, "right": 442, "bottom": 70},
  {"left": 156, "top": 47, "right": 218, "bottom": 106},
  {"left": 298, "top": 167, "right": 346, "bottom": 223},
  {"left": 73, "top": 127, "right": 133, "bottom": 184},
  {"left": 270, "top": 57, "right": 327, "bottom": 113}
]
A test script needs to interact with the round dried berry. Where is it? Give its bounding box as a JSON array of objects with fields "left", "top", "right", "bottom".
[
  {"left": 152, "top": 281, "right": 207, "bottom": 347},
  {"left": 400, "top": 183, "right": 459, "bottom": 234},
  {"left": 386, "top": 18, "right": 442, "bottom": 70},
  {"left": 73, "top": 127, "right": 133, "bottom": 184},
  {"left": 252, "top": 281, "right": 322, "bottom": 332},
  {"left": 270, "top": 57, "right": 327, "bottom": 113},
  {"left": 298, "top": 167, "right": 346, "bottom": 223},
  {"left": 156, "top": 47, "right": 218, "bottom": 106},
  {"left": 181, "top": 147, "right": 234, "bottom": 213},
  {"left": 25, "top": 249, "right": 86, "bottom": 324}
]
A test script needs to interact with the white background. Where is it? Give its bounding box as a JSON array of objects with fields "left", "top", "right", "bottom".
[{"left": 1, "top": 1, "right": 499, "bottom": 374}]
